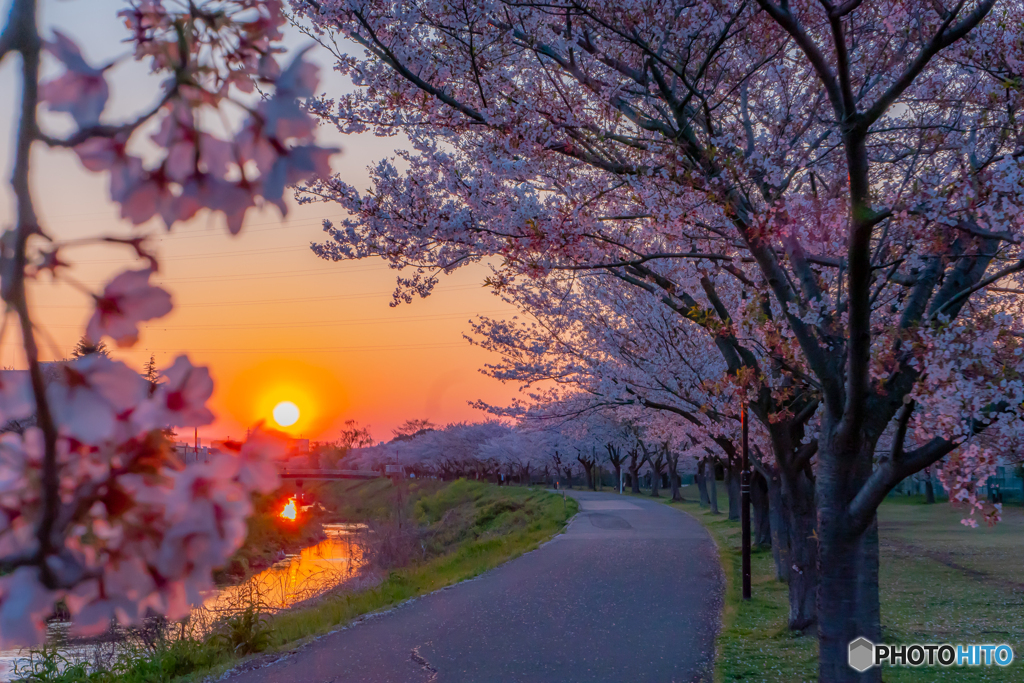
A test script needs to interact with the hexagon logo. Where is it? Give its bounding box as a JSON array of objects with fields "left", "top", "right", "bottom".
[{"left": 848, "top": 637, "right": 875, "bottom": 672}]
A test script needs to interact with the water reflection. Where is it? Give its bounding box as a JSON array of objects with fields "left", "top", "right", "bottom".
[
  {"left": 203, "top": 523, "right": 367, "bottom": 615},
  {"left": 0, "top": 523, "right": 368, "bottom": 681}
]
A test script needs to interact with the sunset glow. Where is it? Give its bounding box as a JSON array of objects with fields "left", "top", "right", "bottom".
[{"left": 273, "top": 401, "right": 300, "bottom": 427}]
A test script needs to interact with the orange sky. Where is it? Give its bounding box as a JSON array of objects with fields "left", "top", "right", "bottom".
[{"left": 0, "top": 1, "right": 524, "bottom": 443}]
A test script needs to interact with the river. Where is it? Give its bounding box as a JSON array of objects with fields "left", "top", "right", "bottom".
[{"left": 0, "top": 523, "right": 367, "bottom": 681}]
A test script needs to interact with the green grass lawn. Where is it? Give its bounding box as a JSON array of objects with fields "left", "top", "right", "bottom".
[{"left": 633, "top": 483, "right": 1024, "bottom": 682}]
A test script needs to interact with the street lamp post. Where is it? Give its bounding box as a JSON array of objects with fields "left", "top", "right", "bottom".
[{"left": 741, "top": 401, "right": 751, "bottom": 600}]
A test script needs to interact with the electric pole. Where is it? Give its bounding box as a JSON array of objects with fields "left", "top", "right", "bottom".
[{"left": 741, "top": 401, "right": 751, "bottom": 600}]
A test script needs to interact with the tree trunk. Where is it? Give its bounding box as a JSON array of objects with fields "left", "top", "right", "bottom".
[
  {"left": 924, "top": 466, "right": 935, "bottom": 503},
  {"left": 779, "top": 464, "right": 818, "bottom": 632},
  {"left": 707, "top": 462, "right": 720, "bottom": 514},
  {"left": 816, "top": 429, "right": 882, "bottom": 683},
  {"left": 761, "top": 467, "right": 789, "bottom": 582},
  {"left": 751, "top": 470, "right": 771, "bottom": 546},
  {"left": 696, "top": 460, "right": 709, "bottom": 507},
  {"left": 629, "top": 463, "right": 641, "bottom": 494},
  {"left": 668, "top": 454, "right": 682, "bottom": 501},
  {"left": 578, "top": 458, "right": 595, "bottom": 490},
  {"left": 726, "top": 456, "right": 741, "bottom": 521},
  {"left": 612, "top": 463, "right": 622, "bottom": 492}
]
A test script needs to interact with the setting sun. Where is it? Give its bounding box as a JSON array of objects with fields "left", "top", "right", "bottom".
[
  {"left": 273, "top": 401, "right": 301, "bottom": 427},
  {"left": 279, "top": 496, "right": 298, "bottom": 521}
]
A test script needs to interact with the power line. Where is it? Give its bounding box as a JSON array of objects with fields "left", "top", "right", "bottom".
[
  {"left": 30, "top": 283, "right": 487, "bottom": 309},
  {"left": 38, "top": 309, "right": 507, "bottom": 331},
  {"left": 150, "top": 342, "right": 470, "bottom": 353},
  {"left": 76, "top": 266, "right": 376, "bottom": 286},
  {"left": 49, "top": 215, "right": 341, "bottom": 244},
  {"left": 64, "top": 245, "right": 314, "bottom": 264},
  {"left": 0, "top": 341, "right": 472, "bottom": 354}
]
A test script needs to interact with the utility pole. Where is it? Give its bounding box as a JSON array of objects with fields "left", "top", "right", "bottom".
[{"left": 741, "top": 401, "right": 751, "bottom": 600}]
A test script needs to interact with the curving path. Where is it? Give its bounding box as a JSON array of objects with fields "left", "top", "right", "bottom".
[{"left": 225, "top": 490, "right": 723, "bottom": 683}]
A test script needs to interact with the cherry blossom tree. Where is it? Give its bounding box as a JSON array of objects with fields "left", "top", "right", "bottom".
[
  {"left": 470, "top": 270, "right": 806, "bottom": 615},
  {"left": 292, "top": 1, "right": 1024, "bottom": 677},
  {"left": 351, "top": 421, "right": 512, "bottom": 479},
  {"left": 0, "top": 0, "right": 338, "bottom": 646}
]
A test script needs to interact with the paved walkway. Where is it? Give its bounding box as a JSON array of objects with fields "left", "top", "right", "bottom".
[{"left": 225, "top": 490, "right": 722, "bottom": 683}]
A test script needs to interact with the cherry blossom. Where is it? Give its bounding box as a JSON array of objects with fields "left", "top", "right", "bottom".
[
  {"left": 214, "top": 426, "right": 286, "bottom": 494},
  {"left": 0, "top": 370, "right": 34, "bottom": 423},
  {"left": 0, "top": 568, "right": 58, "bottom": 647},
  {"left": 134, "top": 355, "right": 215, "bottom": 430},
  {"left": 39, "top": 30, "right": 109, "bottom": 126},
  {"left": 87, "top": 268, "right": 173, "bottom": 347},
  {"left": 47, "top": 356, "right": 149, "bottom": 444}
]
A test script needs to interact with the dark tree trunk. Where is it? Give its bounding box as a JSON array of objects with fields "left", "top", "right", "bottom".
[
  {"left": 780, "top": 465, "right": 817, "bottom": 632},
  {"left": 628, "top": 460, "right": 641, "bottom": 494},
  {"left": 707, "top": 461, "right": 720, "bottom": 514},
  {"left": 816, "top": 426, "right": 882, "bottom": 683},
  {"left": 577, "top": 456, "right": 595, "bottom": 490},
  {"left": 751, "top": 470, "right": 771, "bottom": 546},
  {"left": 667, "top": 453, "right": 682, "bottom": 501},
  {"left": 606, "top": 444, "right": 624, "bottom": 492},
  {"left": 761, "top": 466, "right": 789, "bottom": 582},
  {"left": 696, "top": 459, "right": 710, "bottom": 507},
  {"left": 649, "top": 454, "right": 664, "bottom": 498},
  {"left": 924, "top": 466, "right": 936, "bottom": 503},
  {"left": 726, "top": 456, "right": 741, "bottom": 521}
]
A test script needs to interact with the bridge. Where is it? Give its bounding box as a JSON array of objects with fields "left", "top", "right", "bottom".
[{"left": 279, "top": 468, "right": 383, "bottom": 480}]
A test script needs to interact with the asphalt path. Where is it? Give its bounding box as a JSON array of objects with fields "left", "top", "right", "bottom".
[{"left": 225, "top": 489, "right": 723, "bottom": 683}]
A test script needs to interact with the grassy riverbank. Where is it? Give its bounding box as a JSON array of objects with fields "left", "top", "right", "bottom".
[
  {"left": 15, "top": 480, "right": 575, "bottom": 683},
  {"left": 655, "top": 485, "right": 1024, "bottom": 682}
]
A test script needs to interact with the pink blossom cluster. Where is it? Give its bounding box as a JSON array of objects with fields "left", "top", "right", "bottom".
[
  {"left": 49, "top": 0, "right": 337, "bottom": 233},
  {"left": 0, "top": 358, "right": 285, "bottom": 644},
  {"left": 0, "top": 0, "right": 340, "bottom": 646}
]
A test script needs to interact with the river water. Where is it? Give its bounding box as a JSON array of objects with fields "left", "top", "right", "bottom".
[{"left": 0, "top": 523, "right": 367, "bottom": 681}]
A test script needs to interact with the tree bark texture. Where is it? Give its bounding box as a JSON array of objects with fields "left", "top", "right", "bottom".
[
  {"left": 696, "top": 459, "right": 710, "bottom": 507},
  {"left": 708, "top": 462, "right": 720, "bottom": 514},
  {"left": 751, "top": 470, "right": 771, "bottom": 547},
  {"left": 726, "top": 456, "right": 741, "bottom": 521},
  {"left": 816, "top": 422, "right": 882, "bottom": 683}
]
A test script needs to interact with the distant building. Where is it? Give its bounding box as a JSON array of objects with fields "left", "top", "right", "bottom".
[{"left": 175, "top": 442, "right": 214, "bottom": 465}]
